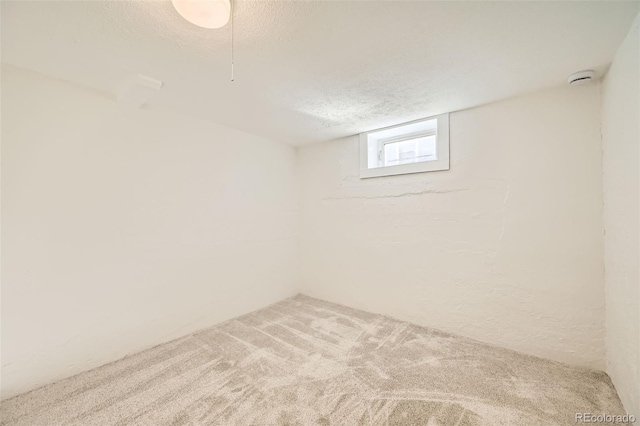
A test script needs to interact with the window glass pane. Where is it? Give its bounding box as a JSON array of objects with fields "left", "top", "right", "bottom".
[{"left": 383, "top": 135, "right": 436, "bottom": 166}]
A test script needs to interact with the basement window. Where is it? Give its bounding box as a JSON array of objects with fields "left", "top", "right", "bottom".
[{"left": 359, "top": 114, "right": 449, "bottom": 178}]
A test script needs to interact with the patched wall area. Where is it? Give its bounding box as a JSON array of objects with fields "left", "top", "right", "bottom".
[{"left": 297, "top": 85, "right": 605, "bottom": 369}]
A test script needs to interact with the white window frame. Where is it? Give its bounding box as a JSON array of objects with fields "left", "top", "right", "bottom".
[{"left": 359, "top": 113, "right": 449, "bottom": 178}]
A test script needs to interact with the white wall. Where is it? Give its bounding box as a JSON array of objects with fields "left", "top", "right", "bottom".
[
  {"left": 1, "top": 64, "right": 299, "bottom": 400},
  {"left": 602, "top": 13, "right": 640, "bottom": 417},
  {"left": 298, "top": 84, "right": 605, "bottom": 369}
]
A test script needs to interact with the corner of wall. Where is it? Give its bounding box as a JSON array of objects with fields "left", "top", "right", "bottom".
[{"left": 601, "top": 10, "right": 640, "bottom": 417}]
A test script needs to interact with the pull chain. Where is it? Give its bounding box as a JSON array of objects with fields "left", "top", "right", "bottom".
[{"left": 230, "top": 0, "right": 234, "bottom": 82}]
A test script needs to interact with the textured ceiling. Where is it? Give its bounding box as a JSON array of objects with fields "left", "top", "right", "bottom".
[{"left": 2, "top": 1, "right": 638, "bottom": 145}]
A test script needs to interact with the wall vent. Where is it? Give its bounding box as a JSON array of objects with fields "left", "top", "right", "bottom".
[{"left": 567, "top": 70, "right": 595, "bottom": 85}]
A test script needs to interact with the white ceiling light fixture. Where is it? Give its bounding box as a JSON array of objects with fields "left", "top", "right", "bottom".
[
  {"left": 172, "top": 0, "right": 235, "bottom": 81},
  {"left": 171, "top": 0, "right": 230, "bottom": 29}
]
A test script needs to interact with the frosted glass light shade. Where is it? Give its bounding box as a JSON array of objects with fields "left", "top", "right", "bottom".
[{"left": 172, "top": 0, "right": 231, "bottom": 29}]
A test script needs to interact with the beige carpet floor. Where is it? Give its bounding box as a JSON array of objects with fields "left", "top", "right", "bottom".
[{"left": 0, "top": 295, "right": 627, "bottom": 425}]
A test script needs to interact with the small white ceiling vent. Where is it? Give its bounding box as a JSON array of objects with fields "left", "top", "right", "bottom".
[{"left": 567, "top": 70, "right": 595, "bottom": 85}]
